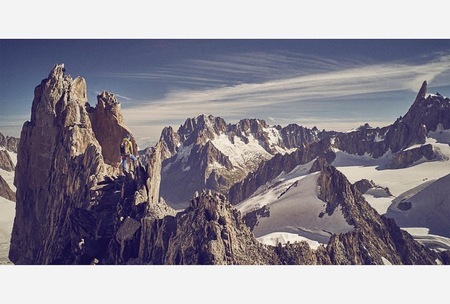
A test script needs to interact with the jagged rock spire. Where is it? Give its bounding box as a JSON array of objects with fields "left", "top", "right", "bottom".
[{"left": 9, "top": 64, "right": 144, "bottom": 264}]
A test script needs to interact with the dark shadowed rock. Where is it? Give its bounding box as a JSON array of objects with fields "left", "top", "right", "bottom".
[
  {"left": 353, "top": 179, "right": 374, "bottom": 194},
  {"left": 389, "top": 144, "right": 444, "bottom": 169}
]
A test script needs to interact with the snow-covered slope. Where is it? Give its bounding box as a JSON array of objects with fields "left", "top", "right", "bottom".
[
  {"left": 236, "top": 160, "right": 354, "bottom": 246},
  {"left": 0, "top": 147, "right": 17, "bottom": 265},
  {"left": 0, "top": 196, "right": 15, "bottom": 264},
  {"left": 385, "top": 173, "right": 450, "bottom": 238}
]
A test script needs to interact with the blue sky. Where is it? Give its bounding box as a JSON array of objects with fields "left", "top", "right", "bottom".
[{"left": 2, "top": 39, "right": 450, "bottom": 148}]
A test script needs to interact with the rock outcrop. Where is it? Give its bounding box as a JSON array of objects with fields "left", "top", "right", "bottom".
[
  {"left": 9, "top": 64, "right": 141, "bottom": 264},
  {"left": 0, "top": 150, "right": 15, "bottom": 172},
  {"left": 0, "top": 175, "right": 15, "bottom": 202},
  {"left": 137, "top": 190, "right": 278, "bottom": 265},
  {"left": 10, "top": 64, "right": 106, "bottom": 264},
  {"left": 87, "top": 91, "right": 137, "bottom": 170},
  {"left": 389, "top": 144, "right": 445, "bottom": 169}
]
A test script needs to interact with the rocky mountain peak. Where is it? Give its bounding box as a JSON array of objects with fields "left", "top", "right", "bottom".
[
  {"left": 0, "top": 132, "right": 19, "bottom": 153},
  {"left": 333, "top": 81, "right": 450, "bottom": 160},
  {"left": 178, "top": 114, "right": 227, "bottom": 146},
  {"left": 9, "top": 64, "right": 144, "bottom": 264},
  {"left": 48, "top": 63, "right": 66, "bottom": 80},
  {"left": 159, "top": 126, "right": 180, "bottom": 157},
  {"left": 88, "top": 91, "right": 136, "bottom": 168},
  {"left": 0, "top": 150, "right": 15, "bottom": 172},
  {"left": 415, "top": 80, "right": 428, "bottom": 104}
]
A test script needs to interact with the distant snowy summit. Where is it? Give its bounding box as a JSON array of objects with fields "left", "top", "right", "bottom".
[{"left": 141, "top": 113, "right": 336, "bottom": 208}]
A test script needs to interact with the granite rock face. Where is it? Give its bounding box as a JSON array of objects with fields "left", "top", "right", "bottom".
[
  {"left": 8, "top": 64, "right": 140, "bottom": 264},
  {"left": 10, "top": 64, "right": 106, "bottom": 264},
  {"left": 87, "top": 91, "right": 137, "bottom": 170}
]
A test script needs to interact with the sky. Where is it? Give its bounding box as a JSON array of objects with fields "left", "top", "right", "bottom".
[{"left": 2, "top": 39, "right": 450, "bottom": 149}]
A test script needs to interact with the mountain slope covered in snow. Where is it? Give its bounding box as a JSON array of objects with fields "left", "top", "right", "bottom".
[
  {"left": 233, "top": 83, "right": 450, "bottom": 253},
  {"left": 0, "top": 133, "right": 18, "bottom": 265}
]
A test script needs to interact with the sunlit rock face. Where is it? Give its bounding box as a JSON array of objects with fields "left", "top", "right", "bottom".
[
  {"left": 87, "top": 91, "right": 137, "bottom": 170},
  {"left": 9, "top": 64, "right": 105, "bottom": 264},
  {"left": 8, "top": 64, "right": 142, "bottom": 264}
]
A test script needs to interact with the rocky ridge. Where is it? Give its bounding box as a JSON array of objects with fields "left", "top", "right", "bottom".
[
  {"left": 333, "top": 81, "right": 450, "bottom": 165},
  {"left": 228, "top": 81, "right": 450, "bottom": 205},
  {"left": 316, "top": 164, "right": 440, "bottom": 264},
  {"left": 152, "top": 114, "right": 332, "bottom": 208},
  {"left": 0, "top": 132, "right": 19, "bottom": 154}
]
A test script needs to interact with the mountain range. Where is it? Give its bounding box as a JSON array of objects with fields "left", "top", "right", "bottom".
[{"left": 2, "top": 64, "right": 450, "bottom": 265}]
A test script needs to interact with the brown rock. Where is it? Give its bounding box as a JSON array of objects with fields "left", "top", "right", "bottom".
[{"left": 88, "top": 91, "right": 137, "bottom": 169}]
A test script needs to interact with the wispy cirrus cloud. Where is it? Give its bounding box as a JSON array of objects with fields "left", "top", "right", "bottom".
[{"left": 102, "top": 51, "right": 367, "bottom": 88}]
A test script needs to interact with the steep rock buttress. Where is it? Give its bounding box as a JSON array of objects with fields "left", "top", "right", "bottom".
[{"left": 9, "top": 64, "right": 139, "bottom": 264}]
